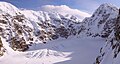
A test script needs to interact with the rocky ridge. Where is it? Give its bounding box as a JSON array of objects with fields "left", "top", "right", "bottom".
[{"left": 0, "top": 2, "right": 120, "bottom": 64}]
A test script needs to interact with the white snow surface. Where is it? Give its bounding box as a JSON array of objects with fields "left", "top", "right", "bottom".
[
  {"left": 0, "top": 37, "right": 105, "bottom": 64},
  {"left": 40, "top": 5, "right": 91, "bottom": 21},
  {"left": 0, "top": 2, "right": 20, "bottom": 16}
]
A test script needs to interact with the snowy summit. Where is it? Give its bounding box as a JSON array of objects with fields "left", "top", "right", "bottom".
[{"left": 0, "top": 1, "right": 120, "bottom": 64}]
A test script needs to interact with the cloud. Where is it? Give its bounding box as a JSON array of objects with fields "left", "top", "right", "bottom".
[{"left": 40, "top": 5, "right": 91, "bottom": 21}]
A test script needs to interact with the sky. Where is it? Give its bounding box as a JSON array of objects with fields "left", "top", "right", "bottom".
[
  {"left": 0, "top": 0, "right": 120, "bottom": 20},
  {"left": 1, "top": 0, "right": 120, "bottom": 13}
]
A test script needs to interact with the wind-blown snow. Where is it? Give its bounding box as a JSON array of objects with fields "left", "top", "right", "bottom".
[{"left": 41, "top": 5, "right": 91, "bottom": 21}]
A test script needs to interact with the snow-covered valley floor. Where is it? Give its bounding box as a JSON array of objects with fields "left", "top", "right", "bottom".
[{"left": 0, "top": 37, "right": 105, "bottom": 64}]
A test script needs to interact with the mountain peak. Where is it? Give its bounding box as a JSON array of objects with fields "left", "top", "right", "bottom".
[
  {"left": 98, "top": 3, "right": 118, "bottom": 12},
  {"left": 0, "top": 2, "right": 19, "bottom": 15},
  {"left": 91, "top": 3, "right": 118, "bottom": 20},
  {"left": 0, "top": 1, "right": 10, "bottom": 5},
  {"left": 100, "top": 3, "right": 115, "bottom": 7}
]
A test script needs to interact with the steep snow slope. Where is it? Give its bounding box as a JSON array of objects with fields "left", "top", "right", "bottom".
[
  {"left": 93, "top": 11, "right": 120, "bottom": 64},
  {"left": 75, "top": 3, "right": 120, "bottom": 64},
  {"left": 79, "top": 3, "right": 118, "bottom": 37}
]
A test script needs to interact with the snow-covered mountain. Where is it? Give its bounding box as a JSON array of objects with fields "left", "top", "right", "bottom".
[
  {"left": 0, "top": 2, "right": 120, "bottom": 64},
  {"left": 0, "top": 2, "right": 81, "bottom": 54},
  {"left": 81, "top": 3, "right": 120, "bottom": 64},
  {"left": 40, "top": 5, "right": 91, "bottom": 21},
  {"left": 79, "top": 3, "right": 118, "bottom": 37},
  {"left": 78, "top": 3, "right": 120, "bottom": 64}
]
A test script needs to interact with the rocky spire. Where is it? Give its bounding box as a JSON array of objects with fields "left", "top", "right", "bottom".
[
  {"left": 119, "top": 8, "right": 120, "bottom": 15},
  {"left": 114, "top": 8, "right": 120, "bottom": 41}
]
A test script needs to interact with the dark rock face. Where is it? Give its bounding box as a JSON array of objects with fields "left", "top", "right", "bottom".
[
  {"left": 10, "top": 37, "right": 29, "bottom": 51},
  {"left": 114, "top": 9, "right": 120, "bottom": 41},
  {"left": 55, "top": 26, "right": 69, "bottom": 39},
  {"left": 110, "top": 9, "right": 120, "bottom": 58},
  {"left": 0, "top": 37, "right": 5, "bottom": 56}
]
